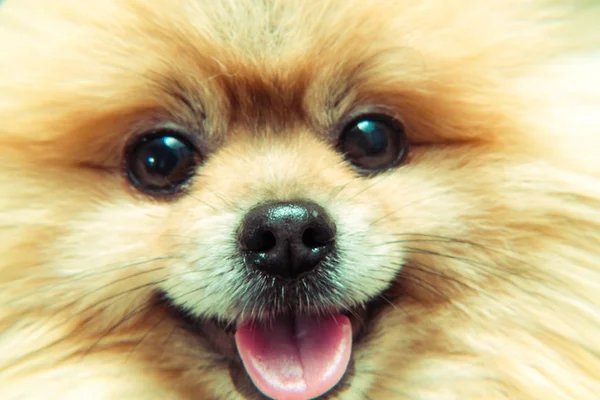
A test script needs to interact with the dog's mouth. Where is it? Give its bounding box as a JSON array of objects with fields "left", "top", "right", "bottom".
[{"left": 163, "top": 294, "right": 387, "bottom": 400}]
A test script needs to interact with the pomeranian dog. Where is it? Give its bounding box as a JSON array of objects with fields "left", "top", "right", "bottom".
[{"left": 1, "top": 0, "right": 599, "bottom": 399}]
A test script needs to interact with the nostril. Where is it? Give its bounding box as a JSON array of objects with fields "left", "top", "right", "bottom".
[
  {"left": 302, "top": 227, "right": 334, "bottom": 249},
  {"left": 244, "top": 230, "right": 277, "bottom": 253}
]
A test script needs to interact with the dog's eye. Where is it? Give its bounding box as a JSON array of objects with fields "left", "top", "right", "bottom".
[
  {"left": 339, "top": 114, "right": 409, "bottom": 172},
  {"left": 126, "top": 129, "right": 200, "bottom": 195}
]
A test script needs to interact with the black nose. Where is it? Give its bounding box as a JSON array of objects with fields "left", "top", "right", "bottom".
[{"left": 238, "top": 201, "right": 336, "bottom": 280}]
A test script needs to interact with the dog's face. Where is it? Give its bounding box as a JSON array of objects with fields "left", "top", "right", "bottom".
[{"left": 1, "top": 1, "right": 600, "bottom": 399}]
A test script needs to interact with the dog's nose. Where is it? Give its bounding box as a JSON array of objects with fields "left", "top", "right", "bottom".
[{"left": 238, "top": 201, "right": 336, "bottom": 280}]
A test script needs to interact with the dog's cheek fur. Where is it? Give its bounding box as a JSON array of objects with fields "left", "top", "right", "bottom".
[
  {"left": 1, "top": 1, "right": 600, "bottom": 399},
  {"left": 358, "top": 153, "right": 600, "bottom": 398}
]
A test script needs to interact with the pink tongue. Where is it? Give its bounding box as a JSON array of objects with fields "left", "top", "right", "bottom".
[{"left": 235, "top": 314, "right": 352, "bottom": 400}]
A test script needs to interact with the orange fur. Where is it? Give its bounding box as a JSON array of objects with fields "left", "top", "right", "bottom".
[{"left": 1, "top": 0, "right": 600, "bottom": 399}]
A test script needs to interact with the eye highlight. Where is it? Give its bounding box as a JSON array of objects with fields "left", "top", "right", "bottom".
[
  {"left": 338, "top": 114, "right": 409, "bottom": 173},
  {"left": 125, "top": 128, "right": 201, "bottom": 195}
]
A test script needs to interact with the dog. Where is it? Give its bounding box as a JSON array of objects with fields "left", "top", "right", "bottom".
[{"left": 1, "top": 0, "right": 599, "bottom": 399}]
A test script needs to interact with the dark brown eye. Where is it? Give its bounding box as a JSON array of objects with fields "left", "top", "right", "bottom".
[
  {"left": 339, "top": 114, "right": 409, "bottom": 172},
  {"left": 126, "top": 129, "right": 200, "bottom": 195}
]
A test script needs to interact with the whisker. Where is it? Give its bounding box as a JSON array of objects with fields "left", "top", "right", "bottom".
[
  {"left": 203, "top": 186, "right": 241, "bottom": 211},
  {"left": 186, "top": 192, "right": 218, "bottom": 211},
  {"left": 347, "top": 174, "right": 391, "bottom": 201},
  {"left": 125, "top": 312, "right": 170, "bottom": 363},
  {"left": 401, "top": 262, "right": 474, "bottom": 291},
  {"left": 6, "top": 256, "right": 178, "bottom": 306},
  {"left": 328, "top": 174, "right": 360, "bottom": 201},
  {"left": 3, "top": 276, "right": 177, "bottom": 369}
]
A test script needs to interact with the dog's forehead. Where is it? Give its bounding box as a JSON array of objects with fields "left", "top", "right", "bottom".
[
  {"left": 160, "top": 3, "right": 385, "bottom": 112},
  {"left": 139, "top": 2, "right": 390, "bottom": 141},
  {"left": 159, "top": 55, "right": 349, "bottom": 140}
]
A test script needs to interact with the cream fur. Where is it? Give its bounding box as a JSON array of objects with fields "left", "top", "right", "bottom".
[{"left": 1, "top": 0, "right": 600, "bottom": 399}]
